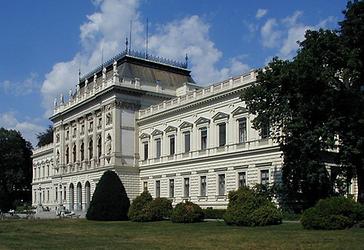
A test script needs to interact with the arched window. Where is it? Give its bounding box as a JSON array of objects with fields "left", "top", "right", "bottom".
[
  {"left": 88, "top": 139, "right": 93, "bottom": 159},
  {"left": 80, "top": 141, "right": 84, "bottom": 161}
]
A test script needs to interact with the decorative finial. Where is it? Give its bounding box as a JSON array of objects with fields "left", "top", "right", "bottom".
[
  {"left": 54, "top": 98, "right": 57, "bottom": 108},
  {"left": 185, "top": 53, "right": 188, "bottom": 68}
]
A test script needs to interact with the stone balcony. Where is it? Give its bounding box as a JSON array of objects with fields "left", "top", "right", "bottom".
[
  {"left": 139, "top": 138, "right": 277, "bottom": 168},
  {"left": 138, "top": 70, "right": 257, "bottom": 119}
]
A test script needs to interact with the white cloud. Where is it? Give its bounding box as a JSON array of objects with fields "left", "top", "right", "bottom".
[
  {"left": 40, "top": 0, "right": 250, "bottom": 116},
  {"left": 149, "top": 15, "right": 249, "bottom": 83},
  {"left": 1, "top": 73, "right": 40, "bottom": 96},
  {"left": 256, "top": 9, "right": 268, "bottom": 19},
  {"left": 0, "top": 112, "right": 45, "bottom": 146},
  {"left": 260, "top": 18, "right": 282, "bottom": 48},
  {"left": 260, "top": 10, "right": 336, "bottom": 59}
]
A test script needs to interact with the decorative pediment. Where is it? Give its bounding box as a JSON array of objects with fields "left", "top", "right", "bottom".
[
  {"left": 139, "top": 133, "right": 150, "bottom": 139},
  {"left": 179, "top": 121, "right": 193, "bottom": 129},
  {"left": 151, "top": 129, "right": 163, "bottom": 136},
  {"left": 164, "top": 126, "right": 177, "bottom": 133},
  {"left": 212, "top": 112, "right": 229, "bottom": 121},
  {"left": 232, "top": 106, "right": 248, "bottom": 116},
  {"left": 195, "top": 117, "right": 210, "bottom": 125}
]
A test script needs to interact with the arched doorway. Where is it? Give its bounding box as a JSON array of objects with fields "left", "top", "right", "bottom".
[
  {"left": 85, "top": 181, "right": 91, "bottom": 210},
  {"left": 69, "top": 183, "right": 74, "bottom": 211},
  {"left": 77, "top": 182, "right": 82, "bottom": 211}
]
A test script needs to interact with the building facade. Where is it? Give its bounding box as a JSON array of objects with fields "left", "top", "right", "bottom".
[{"left": 31, "top": 50, "right": 358, "bottom": 210}]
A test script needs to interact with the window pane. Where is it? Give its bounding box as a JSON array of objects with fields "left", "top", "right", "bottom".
[
  {"left": 184, "top": 132, "right": 190, "bottom": 153},
  {"left": 238, "top": 118, "right": 247, "bottom": 143},
  {"left": 169, "top": 136, "right": 175, "bottom": 155},
  {"left": 260, "top": 170, "right": 269, "bottom": 185},
  {"left": 156, "top": 180, "right": 160, "bottom": 198},
  {"left": 218, "top": 174, "right": 225, "bottom": 195},
  {"left": 156, "top": 139, "right": 161, "bottom": 158},
  {"left": 200, "top": 176, "right": 206, "bottom": 196},
  {"left": 219, "top": 123, "right": 226, "bottom": 146},
  {"left": 238, "top": 172, "right": 246, "bottom": 187},
  {"left": 143, "top": 181, "right": 148, "bottom": 191},
  {"left": 201, "top": 128, "right": 207, "bottom": 150},
  {"left": 144, "top": 143, "right": 148, "bottom": 160},
  {"left": 169, "top": 179, "right": 174, "bottom": 198},
  {"left": 184, "top": 178, "right": 190, "bottom": 197}
]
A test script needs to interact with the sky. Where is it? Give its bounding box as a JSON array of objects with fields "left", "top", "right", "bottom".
[{"left": 0, "top": 0, "right": 347, "bottom": 146}]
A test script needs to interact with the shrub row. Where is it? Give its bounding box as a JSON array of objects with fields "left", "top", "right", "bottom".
[
  {"left": 128, "top": 191, "right": 172, "bottom": 222},
  {"left": 203, "top": 207, "right": 226, "bottom": 219},
  {"left": 301, "top": 196, "right": 364, "bottom": 230}
]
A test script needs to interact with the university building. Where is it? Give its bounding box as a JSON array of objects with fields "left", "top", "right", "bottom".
[{"left": 31, "top": 50, "right": 357, "bottom": 211}]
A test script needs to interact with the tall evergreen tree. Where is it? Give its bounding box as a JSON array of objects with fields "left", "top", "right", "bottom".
[{"left": 86, "top": 170, "right": 130, "bottom": 221}]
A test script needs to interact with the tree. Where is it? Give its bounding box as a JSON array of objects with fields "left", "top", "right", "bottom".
[
  {"left": 86, "top": 170, "right": 130, "bottom": 221},
  {"left": 242, "top": 30, "right": 342, "bottom": 211},
  {"left": 335, "top": 0, "right": 364, "bottom": 203},
  {"left": 241, "top": 1, "right": 364, "bottom": 208},
  {"left": 0, "top": 128, "right": 32, "bottom": 211},
  {"left": 36, "top": 126, "right": 53, "bottom": 147}
]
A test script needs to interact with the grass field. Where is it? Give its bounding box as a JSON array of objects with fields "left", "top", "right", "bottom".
[{"left": 0, "top": 219, "right": 363, "bottom": 250}]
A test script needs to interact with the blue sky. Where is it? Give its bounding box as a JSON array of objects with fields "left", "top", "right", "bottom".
[{"left": 0, "top": 0, "right": 346, "bottom": 145}]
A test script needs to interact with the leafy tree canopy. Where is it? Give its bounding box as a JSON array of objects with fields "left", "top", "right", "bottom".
[
  {"left": 36, "top": 125, "right": 53, "bottom": 148},
  {"left": 0, "top": 128, "right": 32, "bottom": 211},
  {"left": 241, "top": 1, "right": 364, "bottom": 210}
]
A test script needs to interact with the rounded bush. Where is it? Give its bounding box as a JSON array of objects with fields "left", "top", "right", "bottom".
[
  {"left": 170, "top": 201, "right": 204, "bottom": 223},
  {"left": 146, "top": 198, "right": 173, "bottom": 221},
  {"left": 301, "top": 196, "right": 364, "bottom": 230},
  {"left": 86, "top": 170, "right": 130, "bottom": 221},
  {"left": 223, "top": 186, "right": 282, "bottom": 226},
  {"left": 250, "top": 204, "right": 282, "bottom": 226},
  {"left": 128, "top": 191, "right": 153, "bottom": 222}
]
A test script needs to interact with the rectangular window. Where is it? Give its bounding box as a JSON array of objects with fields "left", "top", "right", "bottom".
[
  {"left": 218, "top": 174, "right": 225, "bottom": 195},
  {"left": 143, "top": 143, "right": 148, "bottom": 160},
  {"left": 143, "top": 181, "right": 148, "bottom": 192},
  {"left": 218, "top": 123, "right": 226, "bottom": 146},
  {"left": 47, "top": 190, "right": 50, "bottom": 202},
  {"left": 155, "top": 139, "right": 161, "bottom": 158},
  {"left": 184, "top": 132, "right": 191, "bottom": 153},
  {"left": 155, "top": 180, "right": 160, "bottom": 198},
  {"left": 200, "top": 176, "right": 207, "bottom": 196},
  {"left": 238, "top": 172, "right": 246, "bottom": 188},
  {"left": 261, "top": 170, "right": 269, "bottom": 185},
  {"left": 261, "top": 123, "right": 270, "bottom": 139},
  {"left": 200, "top": 128, "right": 207, "bottom": 150},
  {"left": 63, "top": 186, "right": 66, "bottom": 200},
  {"left": 169, "top": 135, "right": 175, "bottom": 155},
  {"left": 238, "top": 118, "right": 247, "bottom": 143},
  {"left": 169, "top": 179, "right": 174, "bottom": 198},
  {"left": 184, "top": 178, "right": 190, "bottom": 197},
  {"left": 55, "top": 187, "right": 58, "bottom": 202}
]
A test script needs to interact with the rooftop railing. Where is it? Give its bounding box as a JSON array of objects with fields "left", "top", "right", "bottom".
[
  {"left": 80, "top": 49, "right": 188, "bottom": 81},
  {"left": 138, "top": 70, "right": 257, "bottom": 119}
]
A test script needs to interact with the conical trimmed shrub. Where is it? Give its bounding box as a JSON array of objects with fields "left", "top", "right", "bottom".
[{"left": 86, "top": 170, "right": 130, "bottom": 221}]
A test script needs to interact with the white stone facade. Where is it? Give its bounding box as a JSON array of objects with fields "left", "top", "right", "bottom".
[{"left": 36, "top": 51, "right": 357, "bottom": 210}]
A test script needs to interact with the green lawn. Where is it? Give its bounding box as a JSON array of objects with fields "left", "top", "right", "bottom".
[{"left": 0, "top": 220, "right": 363, "bottom": 250}]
